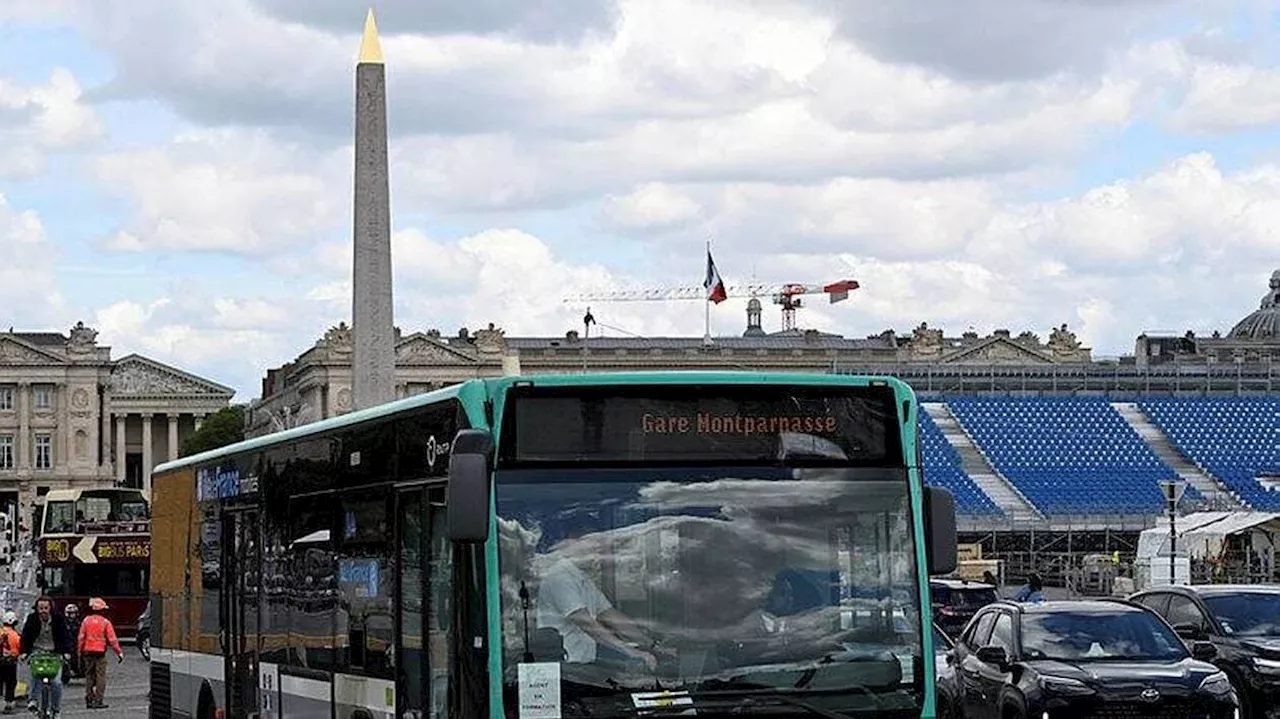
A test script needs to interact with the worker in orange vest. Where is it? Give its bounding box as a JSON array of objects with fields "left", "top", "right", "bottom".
[
  {"left": 0, "top": 611, "right": 20, "bottom": 713},
  {"left": 76, "top": 598, "right": 122, "bottom": 710}
]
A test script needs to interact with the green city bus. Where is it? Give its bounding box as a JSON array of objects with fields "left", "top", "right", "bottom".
[{"left": 146, "top": 371, "right": 956, "bottom": 719}]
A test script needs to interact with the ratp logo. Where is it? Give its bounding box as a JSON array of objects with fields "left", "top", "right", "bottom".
[{"left": 425, "top": 435, "right": 452, "bottom": 471}]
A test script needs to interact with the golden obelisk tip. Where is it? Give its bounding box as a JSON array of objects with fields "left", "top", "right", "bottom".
[{"left": 358, "top": 8, "right": 384, "bottom": 65}]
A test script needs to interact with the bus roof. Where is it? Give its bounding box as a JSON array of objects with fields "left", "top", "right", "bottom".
[
  {"left": 43, "top": 487, "right": 149, "bottom": 503},
  {"left": 153, "top": 370, "right": 912, "bottom": 476}
]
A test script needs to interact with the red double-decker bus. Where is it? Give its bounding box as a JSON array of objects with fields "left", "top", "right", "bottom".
[{"left": 35, "top": 488, "right": 150, "bottom": 636}]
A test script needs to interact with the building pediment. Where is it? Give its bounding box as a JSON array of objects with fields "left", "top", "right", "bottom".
[
  {"left": 110, "top": 354, "right": 235, "bottom": 398},
  {"left": 0, "top": 336, "right": 67, "bottom": 365},
  {"left": 939, "top": 337, "right": 1055, "bottom": 365},
  {"left": 396, "top": 334, "right": 477, "bottom": 366}
]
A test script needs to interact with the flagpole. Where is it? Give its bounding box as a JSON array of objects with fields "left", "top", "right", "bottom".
[{"left": 704, "top": 237, "right": 712, "bottom": 345}]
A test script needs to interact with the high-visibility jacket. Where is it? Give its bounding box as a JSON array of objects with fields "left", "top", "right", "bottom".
[
  {"left": 0, "top": 627, "right": 19, "bottom": 658},
  {"left": 77, "top": 614, "right": 122, "bottom": 656}
]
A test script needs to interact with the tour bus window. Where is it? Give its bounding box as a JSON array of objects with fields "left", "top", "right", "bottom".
[
  {"left": 78, "top": 497, "right": 112, "bottom": 522},
  {"left": 44, "top": 502, "right": 73, "bottom": 533},
  {"left": 40, "top": 567, "right": 68, "bottom": 594},
  {"left": 119, "top": 500, "right": 149, "bottom": 521},
  {"left": 337, "top": 492, "right": 395, "bottom": 678},
  {"left": 288, "top": 496, "right": 337, "bottom": 671},
  {"left": 67, "top": 565, "right": 147, "bottom": 596}
]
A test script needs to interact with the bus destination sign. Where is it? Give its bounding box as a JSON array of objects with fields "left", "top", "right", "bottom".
[
  {"left": 502, "top": 384, "right": 900, "bottom": 466},
  {"left": 40, "top": 536, "right": 151, "bottom": 564},
  {"left": 640, "top": 412, "right": 839, "bottom": 437}
]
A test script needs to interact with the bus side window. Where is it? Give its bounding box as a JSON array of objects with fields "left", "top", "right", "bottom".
[
  {"left": 288, "top": 497, "right": 337, "bottom": 671},
  {"left": 260, "top": 507, "right": 291, "bottom": 666},
  {"left": 337, "top": 491, "right": 394, "bottom": 678}
]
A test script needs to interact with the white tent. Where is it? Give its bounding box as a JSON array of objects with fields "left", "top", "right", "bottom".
[{"left": 1136, "top": 511, "right": 1280, "bottom": 587}]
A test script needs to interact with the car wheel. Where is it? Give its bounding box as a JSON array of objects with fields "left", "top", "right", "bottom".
[{"left": 1226, "top": 672, "right": 1251, "bottom": 719}]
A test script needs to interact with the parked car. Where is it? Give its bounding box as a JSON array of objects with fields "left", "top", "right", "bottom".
[
  {"left": 1131, "top": 583, "right": 1280, "bottom": 719},
  {"left": 932, "top": 623, "right": 959, "bottom": 719},
  {"left": 948, "top": 598, "right": 1237, "bottom": 719},
  {"left": 930, "top": 578, "right": 998, "bottom": 637}
]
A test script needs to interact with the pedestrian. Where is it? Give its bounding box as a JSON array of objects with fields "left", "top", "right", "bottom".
[
  {"left": 0, "top": 611, "right": 19, "bottom": 713},
  {"left": 76, "top": 597, "right": 123, "bottom": 710},
  {"left": 19, "top": 595, "right": 71, "bottom": 717},
  {"left": 60, "top": 605, "right": 80, "bottom": 686},
  {"left": 1014, "top": 572, "right": 1045, "bottom": 603}
]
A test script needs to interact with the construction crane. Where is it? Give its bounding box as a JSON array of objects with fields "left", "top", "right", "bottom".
[{"left": 563, "top": 279, "right": 860, "bottom": 332}]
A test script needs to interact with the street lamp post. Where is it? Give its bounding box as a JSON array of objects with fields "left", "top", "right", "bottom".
[{"left": 1160, "top": 479, "right": 1186, "bottom": 585}]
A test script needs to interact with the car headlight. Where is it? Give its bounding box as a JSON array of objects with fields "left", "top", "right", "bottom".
[
  {"left": 1252, "top": 657, "right": 1280, "bottom": 675},
  {"left": 1039, "top": 675, "right": 1094, "bottom": 696},
  {"left": 1199, "top": 671, "right": 1233, "bottom": 696}
]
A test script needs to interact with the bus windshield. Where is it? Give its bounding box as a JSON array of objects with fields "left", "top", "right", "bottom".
[{"left": 494, "top": 384, "right": 922, "bottom": 717}]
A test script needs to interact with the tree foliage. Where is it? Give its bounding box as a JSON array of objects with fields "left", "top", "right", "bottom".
[{"left": 180, "top": 405, "right": 246, "bottom": 457}]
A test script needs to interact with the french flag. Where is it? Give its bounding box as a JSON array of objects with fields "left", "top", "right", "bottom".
[{"left": 704, "top": 250, "right": 727, "bottom": 304}]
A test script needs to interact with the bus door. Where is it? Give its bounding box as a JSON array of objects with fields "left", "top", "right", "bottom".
[
  {"left": 396, "top": 486, "right": 451, "bottom": 719},
  {"left": 222, "top": 508, "right": 261, "bottom": 718}
]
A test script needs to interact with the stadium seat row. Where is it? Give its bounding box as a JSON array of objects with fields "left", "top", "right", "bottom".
[{"left": 919, "top": 397, "right": 1272, "bottom": 517}]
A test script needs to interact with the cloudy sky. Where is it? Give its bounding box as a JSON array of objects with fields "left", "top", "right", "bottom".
[{"left": 2, "top": 0, "right": 1279, "bottom": 399}]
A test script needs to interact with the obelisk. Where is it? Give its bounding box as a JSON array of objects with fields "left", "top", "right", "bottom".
[{"left": 351, "top": 8, "right": 396, "bottom": 410}]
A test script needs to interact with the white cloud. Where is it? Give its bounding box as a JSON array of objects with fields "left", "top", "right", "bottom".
[
  {"left": 601, "top": 183, "right": 703, "bottom": 233},
  {"left": 0, "top": 69, "right": 102, "bottom": 177},
  {"left": 0, "top": 0, "right": 70, "bottom": 22},
  {"left": 92, "top": 295, "right": 315, "bottom": 401},
  {"left": 91, "top": 129, "right": 347, "bottom": 254},
  {"left": 1171, "top": 60, "right": 1280, "bottom": 133},
  {"left": 7, "top": 0, "right": 1277, "bottom": 402},
  {"left": 0, "top": 194, "right": 67, "bottom": 323},
  {"left": 250, "top": 0, "right": 619, "bottom": 43},
  {"left": 814, "top": 0, "right": 1235, "bottom": 82}
]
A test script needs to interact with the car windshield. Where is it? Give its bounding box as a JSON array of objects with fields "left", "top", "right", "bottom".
[
  {"left": 1021, "top": 610, "right": 1189, "bottom": 662},
  {"left": 496, "top": 467, "right": 924, "bottom": 717},
  {"left": 1203, "top": 593, "right": 1280, "bottom": 637}
]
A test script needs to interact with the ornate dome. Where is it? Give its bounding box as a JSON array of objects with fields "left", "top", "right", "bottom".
[{"left": 1229, "top": 270, "right": 1280, "bottom": 340}]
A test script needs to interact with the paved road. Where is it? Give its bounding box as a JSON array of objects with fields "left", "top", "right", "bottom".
[{"left": 19, "top": 647, "right": 150, "bottom": 716}]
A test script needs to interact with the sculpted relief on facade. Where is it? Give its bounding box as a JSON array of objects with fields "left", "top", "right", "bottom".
[
  {"left": 110, "top": 359, "right": 223, "bottom": 397},
  {"left": 0, "top": 340, "right": 54, "bottom": 365}
]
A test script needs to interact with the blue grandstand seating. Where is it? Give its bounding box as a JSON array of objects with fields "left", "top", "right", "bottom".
[
  {"left": 917, "top": 411, "right": 1002, "bottom": 516},
  {"left": 1139, "top": 397, "right": 1280, "bottom": 511},
  {"left": 946, "top": 397, "right": 1202, "bottom": 516}
]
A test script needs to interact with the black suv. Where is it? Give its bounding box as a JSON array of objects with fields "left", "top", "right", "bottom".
[
  {"left": 947, "top": 599, "right": 1237, "bottom": 719},
  {"left": 1131, "top": 583, "right": 1280, "bottom": 718},
  {"left": 931, "top": 578, "right": 998, "bottom": 637}
]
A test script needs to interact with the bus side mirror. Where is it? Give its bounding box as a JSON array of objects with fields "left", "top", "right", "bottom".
[
  {"left": 924, "top": 486, "right": 957, "bottom": 576},
  {"left": 447, "top": 429, "right": 495, "bottom": 543}
]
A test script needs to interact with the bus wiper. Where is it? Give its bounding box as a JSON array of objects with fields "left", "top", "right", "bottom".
[
  {"left": 691, "top": 681, "right": 885, "bottom": 717},
  {"left": 719, "top": 691, "right": 852, "bottom": 719}
]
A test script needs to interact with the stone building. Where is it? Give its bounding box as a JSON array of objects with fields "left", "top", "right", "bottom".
[
  {"left": 1136, "top": 270, "right": 1280, "bottom": 366},
  {"left": 247, "top": 299, "right": 1092, "bottom": 437},
  {"left": 0, "top": 322, "right": 234, "bottom": 517},
  {"left": 245, "top": 269, "right": 1280, "bottom": 438}
]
